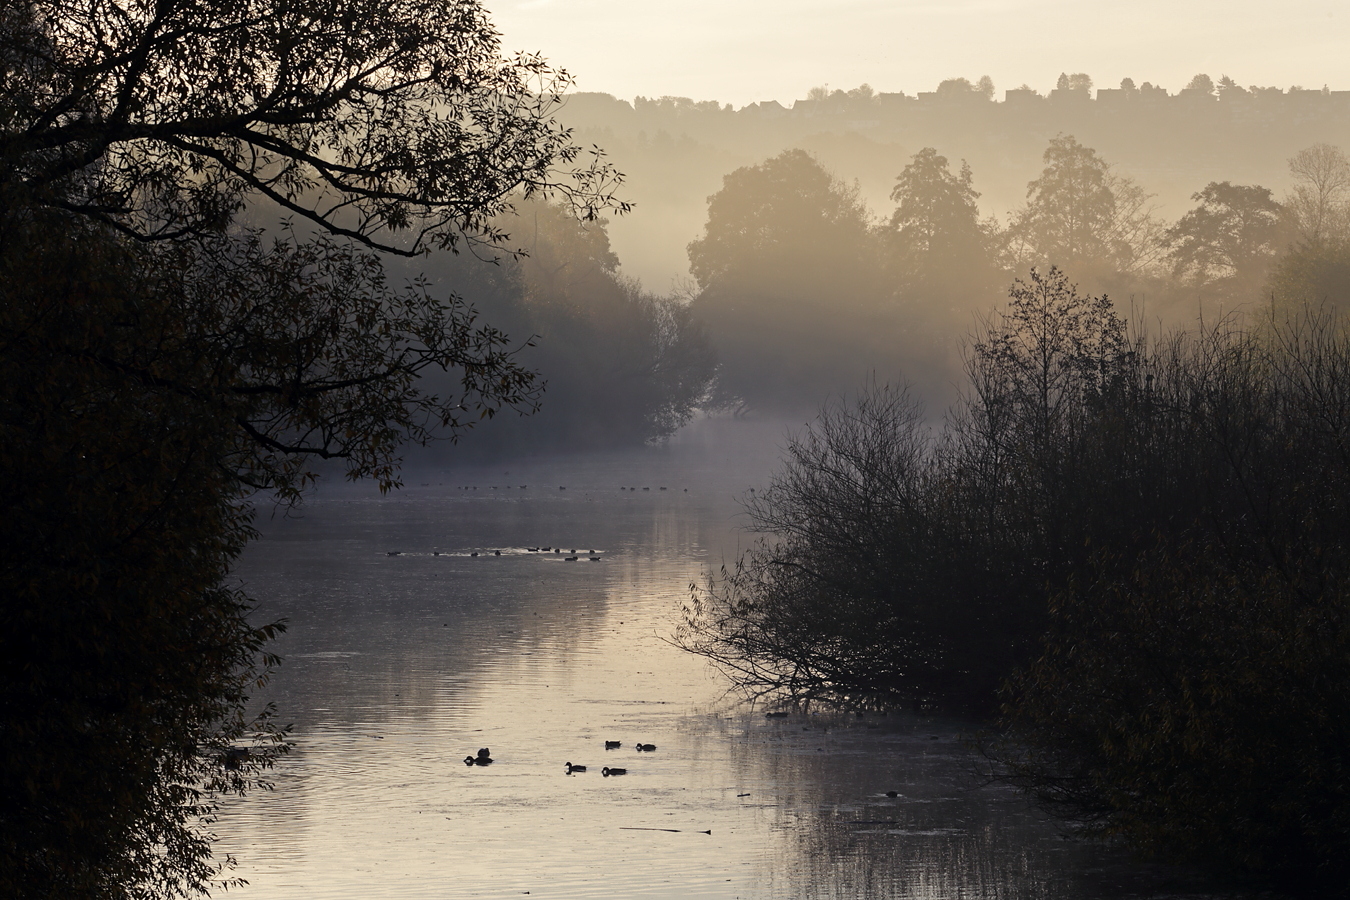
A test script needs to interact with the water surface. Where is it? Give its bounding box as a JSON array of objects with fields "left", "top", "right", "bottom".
[{"left": 217, "top": 418, "right": 1250, "bottom": 899}]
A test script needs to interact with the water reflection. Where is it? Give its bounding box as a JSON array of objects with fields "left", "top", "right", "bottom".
[{"left": 216, "top": 418, "right": 1247, "bottom": 899}]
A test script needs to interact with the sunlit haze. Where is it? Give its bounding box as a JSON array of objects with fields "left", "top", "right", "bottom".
[{"left": 487, "top": 0, "right": 1349, "bottom": 106}]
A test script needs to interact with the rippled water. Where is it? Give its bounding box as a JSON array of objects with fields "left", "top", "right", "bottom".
[{"left": 215, "top": 418, "right": 1247, "bottom": 899}]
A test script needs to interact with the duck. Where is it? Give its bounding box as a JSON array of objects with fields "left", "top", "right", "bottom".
[
  {"left": 601, "top": 767, "right": 627, "bottom": 776},
  {"left": 635, "top": 743, "right": 656, "bottom": 752},
  {"left": 565, "top": 556, "right": 578, "bottom": 561},
  {"left": 494, "top": 550, "right": 501, "bottom": 556},
  {"left": 565, "top": 762, "right": 586, "bottom": 773},
  {"left": 470, "top": 551, "right": 479, "bottom": 557},
  {"left": 604, "top": 740, "right": 621, "bottom": 749},
  {"left": 463, "top": 755, "right": 476, "bottom": 766},
  {"left": 472, "top": 748, "right": 493, "bottom": 765}
]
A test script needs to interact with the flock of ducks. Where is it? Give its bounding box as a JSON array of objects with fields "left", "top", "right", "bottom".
[
  {"left": 451, "top": 485, "right": 689, "bottom": 493},
  {"left": 389, "top": 547, "right": 603, "bottom": 560},
  {"left": 465, "top": 741, "right": 657, "bottom": 777}
]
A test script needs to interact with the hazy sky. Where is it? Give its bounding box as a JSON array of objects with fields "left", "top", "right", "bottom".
[{"left": 486, "top": 0, "right": 1349, "bottom": 107}]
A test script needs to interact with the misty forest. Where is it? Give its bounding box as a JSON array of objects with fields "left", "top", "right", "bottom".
[{"left": 3, "top": 2, "right": 1350, "bottom": 898}]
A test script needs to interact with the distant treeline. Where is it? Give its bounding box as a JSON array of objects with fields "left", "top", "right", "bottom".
[
  {"left": 445, "top": 133, "right": 1350, "bottom": 448},
  {"left": 551, "top": 73, "right": 1350, "bottom": 309},
  {"left": 683, "top": 138, "right": 1350, "bottom": 413}
]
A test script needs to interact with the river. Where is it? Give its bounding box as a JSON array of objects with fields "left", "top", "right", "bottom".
[{"left": 214, "top": 416, "right": 1250, "bottom": 899}]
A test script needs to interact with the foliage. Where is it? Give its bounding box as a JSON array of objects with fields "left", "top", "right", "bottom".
[
  {"left": 1268, "top": 240, "right": 1350, "bottom": 317},
  {"left": 0, "top": 0, "right": 625, "bottom": 254},
  {"left": 445, "top": 200, "right": 718, "bottom": 452},
  {"left": 0, "top": 0, "right": 623, "bottom": 894},
  {"left": 1006, "top": 136, "right": 1164, "bottom": 284},
  {"left": 885, "top": 147, "right": 1000, "bottom": 308},
  {"left": 687, "top": 149, "right": 894, "bottom": 412},
  {"left": 682, "top": 260, "right": 1350, "bottom": 884},
  {"left": 1164, "top": 181, "right": 1284, "bottom": 305},
  {"left": 998, "top": 309, "right": 1350, "bottom": 891},
  {"left": 679, "top": 268, "right": 1134, "bottom": 710},
  {"left": 687, "top": 149, "right": 871, "bottom": 293},
  {"left": 0, "top": 215, "right": 287, "bottom": 898}
]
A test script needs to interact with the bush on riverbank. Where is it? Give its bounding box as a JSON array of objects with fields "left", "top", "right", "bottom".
[{"left": 679, "top": 268, "right": 1350, "bottom": 887}]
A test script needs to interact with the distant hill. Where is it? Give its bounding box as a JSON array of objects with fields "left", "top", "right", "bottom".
[{"left": 553, "top": 87, "right": 1350, "bottom": 292}]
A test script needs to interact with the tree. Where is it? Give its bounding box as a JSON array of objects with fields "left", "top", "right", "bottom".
[
  {"left": 1006, "top": 136, "right": 1164, "bottom": 287},
  {"left": 687, "top": 149, "right": 891, "bottom": 411},
  {"left": 1284, "top": 144, "right": 1350, "bottom": 248},
  {"left": 997, "top": 309, "right": 1350, "bottom": 891},
  {"left": 0, "top": 1, "right": 621, "bottom": 895},
  {"left": 1164, "top": 181, "right": 1283, "bottom": 306},
  {"left": 885, "top": 147, "right": 1000, "bottom": 309},
  {"left": 0, "top": 0, "right": 625, "bottom": 255},
  {"left": 1055, "top": 72, "right": 1092, "bottom": 93},
  {"left": 1185, "top": 73, "right": 1216, "bottom": 95},
  {"left": 442, "top": 200, "right": 718, "bottom": 453},
  {"left": 679, "top": 269, "right": 1136, "bottom": 711}
]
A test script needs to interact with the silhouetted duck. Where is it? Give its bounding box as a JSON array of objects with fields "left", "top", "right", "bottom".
[
  {"left": 464, "top": 755, "right": 476, "bottom": 766},
  {"left": 470, "top": 551, "right": 478, "bottom": 557},
  {"left": 565, "top": 762, "right": 586, "bottom": 773},
  {"left": 565, "top": 556, "right": 577, "bottom": 561},
  {"left": 635, "top": 743, "right": 656, "bottom": 752},
  {"left": 589, "top": 556, "right": 600, "bottom": 561},
  {"left": 471, "top": 747, "right": 493, "bottom": 765},
  {"left": 601, "top": 767, "right": 627, "bottom": 776},
  {"left": 604, "top": 740, "right": 621, "bottom": 749},
  {"left": 494, "top": 550, "right": 501, "bottom": 556}
]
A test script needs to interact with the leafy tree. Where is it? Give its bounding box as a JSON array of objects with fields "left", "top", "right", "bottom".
[
  {"left": 687, "top": 149, "right": 891, "bottom": 412},
  {"left": 1055, "top": 72, "right": 1092, "bottom": 93},
  {"left": 934, "top": 76, "right": 993, "bottom": 100},
  {"left": 448, "top": 200, "right": 717, "bottom": 452},
  {"left": 1007, "top": 136, "right": 1164, "bottom": 285},
  {"left": 0, "top": 0, "right": 624, "bottom": 254},
  {"left": 885, "top": 147, "right": 1000, "bottom": 309},
  {"left": 1164, "top": 181, "right": 1283, "bottom": 305},
  {"left": 1185, "top": 73, "right": 1216, "bottom": 94},
  {"left": 0, "top": 0, "right": 621, "bottom": 895}
]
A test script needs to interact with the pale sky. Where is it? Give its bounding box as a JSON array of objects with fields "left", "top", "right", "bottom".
[{"left": 486, "top": 0, "right": 1350, "bottom": 107}]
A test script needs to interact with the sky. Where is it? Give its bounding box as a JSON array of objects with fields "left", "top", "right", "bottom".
[{"left": 486, "top": 0, "right": 1350, "bottom": 107}]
